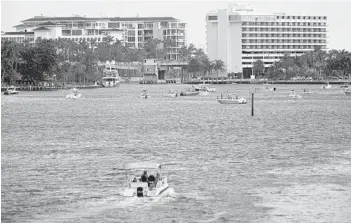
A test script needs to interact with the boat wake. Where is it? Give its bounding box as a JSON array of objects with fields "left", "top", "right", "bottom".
[{"left": 31, "top": 189, "right": 177, "bottom": 223}]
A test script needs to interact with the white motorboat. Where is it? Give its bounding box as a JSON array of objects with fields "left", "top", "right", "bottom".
[
  {"left": 199, "top": 91, "right": 210, "bottom": 96},
  {"left": 194, "top": 84, "right": 216, "bottom": 92},
  {"left": 180, "top": 88, "right": 200, "bottom": 96},
  {"left": 263, "top": 84, "right": 276, "bottom": 91},
  {"left": 321, "top": 83, "right": 331, "bottom": 89},
  {"left": 217, "top": 93, "right": 247, "bottom": 104},
  {"left": 163, "top": 90, "right": 178, "bottom": 98},
  {"left": 140, "top": 89, "right": 150, "bottom": 99},
  {"left": 66, "top": 88, "right": 81, "bottom": 99},
  {"left": 4, "top": 86, "right": 20, "bottom": 95},
  {"left": 344, "top": 90, "right": 351, "bottom": 96},
  {"left": 121, "top": 162, "right": 170, "bottom": 197},
  {"left": 102, "top": 64, "right": 120, "bottom": 87},
  {"left": 288, "top": 90, "right": 302, "bottom": 99},
  {"left": 302, "top": 89, "right": 312, "bottom": 94}
]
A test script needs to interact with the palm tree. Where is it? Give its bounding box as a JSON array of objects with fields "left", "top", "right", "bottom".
[
  {"left": 1, "top": 41, "right": 21, "bottom": 84},
  {"left": 213, "top": 59, "right": 225, "bottom": 80}
]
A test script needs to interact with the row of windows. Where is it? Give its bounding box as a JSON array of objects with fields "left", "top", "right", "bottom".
[
  {"left": 61, "top": 37, "right": 103, "bottom": 42},
  {"left": 242, "top": 22, "right": 327, "bottom": 26},
  {"left": 242, "top": 28, "right": 327, "bottom": 32},
  {"left": 65, "top": 22, "right": 107, "bottom": 29},
  {"left": 242, "top": 39, "right": 326, "bottom": 43},
  {"left": 243, "top": 62, "right": 274, "bottom": 65},
  {"left": 1, "top": 37, "right": 34, "bottom": 42},
  {"left": 242, "top": 51, "right": 306, "bottom": 54},
  {"left": 243, "top": 56, "right": 300, "bottom": 60},
  {"left": 242, "top": 33, "right": 326, "bottom": 38},
  {"left": 208, "top": 15, "right": 326, "bottom": 21},
  {"left": 242, "top": 45, "right": 326, "bottom": 49},
  {"left": 163, "top": 30, "right": 186, "bottom": 35},
  {"left": 276, "top": 16, "right": 326, "bottom": 20}
]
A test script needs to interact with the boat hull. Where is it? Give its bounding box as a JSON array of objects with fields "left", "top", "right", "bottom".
[
  {"left": 102, "top": 81, "right": 120, "bottom": 87},
  {"left": 345, "top": 91, "right": 351, "bottom": 95},
  {"left": 217, "top": 98, "right": 247, "bottom": 104},
  {"left": 180, "top": 91, "right": 199, "bottom": 96},
  {"left": 163, "top": 93, "right": 177, "bottom": 98},
  {"left": 199, "top": 91, "right": 209, "bottom": 96},
  {"left": 4, "top": 91, "right": 19, "bottom": 95},
  {"left": 66, "top": 93, "right": 81, "bottom": 99}
]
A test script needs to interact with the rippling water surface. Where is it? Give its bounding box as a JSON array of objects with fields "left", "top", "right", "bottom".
[{"left": 2, "top": 84, "right": 351, "bottom": 223}]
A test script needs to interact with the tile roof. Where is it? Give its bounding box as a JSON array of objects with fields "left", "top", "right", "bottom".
[
  {"left": 13, "top": 24, "right": 28, "bottom": 28},
  {"left": 22, "top": 16, "right": 179, "bottom": 22},
  {"left": 39, "top": 21, "right": 57, "bottom": 26},
  {"left": 33, "top": 27, "right": 51, "bottom": 31},
  {"left": 111, "top": 17, "right": 178, "bottom": 21},
  {"left": 22, "top": 16, "right": 87, "bottom": 22},
  {"left": 3, "top": 32, "right": 35, "bottom": 35}
]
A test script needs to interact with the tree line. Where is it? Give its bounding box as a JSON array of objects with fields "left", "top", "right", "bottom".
[
  {"left": 1, "top": 36, "right": 225, "bottom": 85},
  {"left": 253, "top": 47, "right": 351, "bottom": 80},
  {"left": 3, "top": 36, "right": 349, "bottom": 85}
]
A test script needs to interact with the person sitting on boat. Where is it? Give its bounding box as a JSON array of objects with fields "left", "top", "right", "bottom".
[
  {"left": 148, "top": 175, "right": 156, "bottom": 187},
  {"left": 141, "top": 170, "right": 148, "bottom": 182}
]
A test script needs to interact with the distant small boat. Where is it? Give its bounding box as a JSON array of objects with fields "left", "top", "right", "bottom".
[
  {"left": 193, "top": 84, "right": 216, "bottom": 92},
  {"left": 66, "top": 88, "right": 81, "bottom": 99},
  {"left": 344, "top": 90, "right": 351, "bottom": 96},
  {"left": 322, "top": 83, "right": 331, "bottom": 89},
  {"left": 217, "top": 93, "right": 247, "bottom": 104},
  {"left": 288, "top": 90, "right": 302, "bottom": 99},
  {"left": 340, "top": 84, "right": 349, "bottom": 89},
  {"left": 163, "top": 90, "right": 178, "bottom": 98},
  {"left": 199, "top": 91, "right": 210, "bottom": 96},
  {"left": 140, "top": 89, "right": 150, "bottom": 99},
  {"left": 303, "top": 89, "right": 312, "bottom": 94},
  {"left": 180, "top": 88, "right": 200, "bottom": 96},
  {"left": 4, "top": 87, "right": 19, "bottom": 95}
]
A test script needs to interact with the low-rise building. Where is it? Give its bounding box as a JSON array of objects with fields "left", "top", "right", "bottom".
[{"left": 2, "top": 15, "right": 187, "bottom": 60}]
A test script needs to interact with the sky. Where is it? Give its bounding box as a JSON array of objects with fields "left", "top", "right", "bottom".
[{"left": 1, "top": 0, "right": 351, "bottom": 51}]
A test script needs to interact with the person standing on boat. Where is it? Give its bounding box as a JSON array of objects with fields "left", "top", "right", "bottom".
[{"left": 141, "top": 170, "right": 148, "bottom": 182}]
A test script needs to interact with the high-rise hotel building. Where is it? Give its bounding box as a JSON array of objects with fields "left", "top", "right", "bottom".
[
  {"left": 1, "top": 16, "right": 187, "bottom": 60},
  {"left": 206, "top": 5, "right": 327, "bottom": 76}
]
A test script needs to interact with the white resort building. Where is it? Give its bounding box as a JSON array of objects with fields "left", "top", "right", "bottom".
[
  {"left": 206, "top": 4, "right": 328, "bottom": 77},
  {"left": 1, "top": 15, "right": 187, "bottom": 60}
]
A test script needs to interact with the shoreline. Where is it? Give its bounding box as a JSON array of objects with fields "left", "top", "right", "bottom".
[{"left": 2, "top": 80, "right": 349, "bottom": 92}]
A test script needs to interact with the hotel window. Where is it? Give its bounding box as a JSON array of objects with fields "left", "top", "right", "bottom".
[
  {"left": 208, "top": 16, "right": 217, "bottom": 21},
  {"left": 72, "top": 30, "right": 82, "bottom": 36},
  {"left": 127, "top": 30, "right": 135, "bottom": 35}
]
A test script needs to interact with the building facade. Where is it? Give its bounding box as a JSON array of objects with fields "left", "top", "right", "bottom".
[
  {"left": 206, "top": 4, "right": 328, "bottom": 77},
  {"left": 2, "top": 15, "right": 187, "bottom": 60}
]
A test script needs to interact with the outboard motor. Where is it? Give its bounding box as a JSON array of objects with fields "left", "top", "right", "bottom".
[{"left": 137, "top": 187, "right": 143, "bottom": 197}]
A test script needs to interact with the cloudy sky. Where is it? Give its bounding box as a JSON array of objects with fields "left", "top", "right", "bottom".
[{"left": 1, "top": 0, "right": 351, "bottom": 51}]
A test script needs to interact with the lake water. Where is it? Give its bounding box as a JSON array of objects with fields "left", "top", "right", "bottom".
[{"left": 1, "top": 84, "right": 351, "bottom": 223}]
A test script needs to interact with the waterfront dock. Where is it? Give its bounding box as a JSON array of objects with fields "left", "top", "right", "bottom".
[
  {"left": 1, "top": 85, "right": 101, "bottom": 92},
  {"left": 184, "top": 79, "right": 350, "bottom": 85}
]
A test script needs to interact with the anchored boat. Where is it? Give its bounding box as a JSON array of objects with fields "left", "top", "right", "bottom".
[
  {"left": 4, "top": 86, "right": 19, "bottom": 95},
  {"left": 140, "top": 89, "right": 150, "bottom": 99},
  {"left": 217, "top": 93, "right": 247, "bottom": 104},
  {"left": 180, "top": 87, "right": 200, "bottom": 96},
  {"left": 66, "top": 88, "right": 81, "bottom": 99},
  {"left": 121, "top": 162, "right": 170, "bottom": 197}
]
